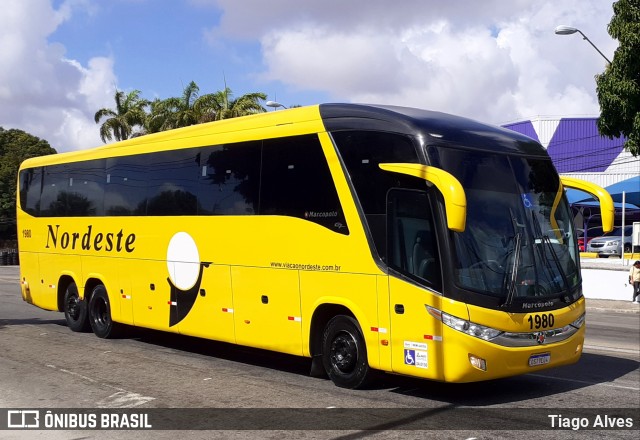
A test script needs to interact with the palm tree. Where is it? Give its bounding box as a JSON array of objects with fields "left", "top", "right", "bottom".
[
  {"left": 94, "top": 90, "right": 149, "bottom": 143},
  {"left": 205, "top": 87, "right": 267, "bottom": 121},
  {"left": 146, "top": 82, "right": 268, "bottom": 132},
  {"left": 147, "top": 81, "right": 202, "bottom": 132}
]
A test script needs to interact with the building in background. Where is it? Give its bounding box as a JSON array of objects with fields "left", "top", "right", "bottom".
[
  {"left": 503, "top": 117, "right": 637, "bottom": 188},
  {"left": 504, "top": 117, "right": 640, "bottom": 253}
]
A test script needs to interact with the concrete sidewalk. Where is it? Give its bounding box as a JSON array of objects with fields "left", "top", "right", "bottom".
[
  {"left": 580, "top": 257, "right": 639, "bottom": 311},
  {"left": 585, "top": 298, "right": 640, "bottom": 314}
]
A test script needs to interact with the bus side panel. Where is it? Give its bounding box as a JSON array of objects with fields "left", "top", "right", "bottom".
[
  {"left": 376, "top": 274, "right": 392, "bottom": 372},
  {"left": 300, "top": 271, "right": 380, "bottom": 369},
  {"left": 178, "top": 264, "right": 236, "bottom": 344},
  {"left": 388, "top": 276, "right": 453, "bottom": 381},
  {"left": 38, "top": 252, "right": 81, "bottom": 311},
  {"left": 18, "top": 251, "right": 40, "bottom": 306},
  {"left": 82, "top": 256, "right": 133, "bottom": 325},
  {"left": 232, "top": 266, "right": 302, "bottom": 355},
  {"left": 130, "top": 258, "right": 178, "bottom": 333}
]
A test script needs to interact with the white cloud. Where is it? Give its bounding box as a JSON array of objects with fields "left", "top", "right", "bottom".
[
  {"left": 209, "top": 0, "right": 617, "bottom": 125},
  {"left": 0, "top": 0, "right": 620, "bottom": 153},
  {"left": 0, "top": 0, "right": 116, "bottom": 152}
]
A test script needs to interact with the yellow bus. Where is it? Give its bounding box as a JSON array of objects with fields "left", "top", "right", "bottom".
[{"left": 17, "top": 104, "right": 614, "bottom": 388}]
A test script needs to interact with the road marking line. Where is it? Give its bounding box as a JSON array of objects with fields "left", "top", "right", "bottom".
[
  {"left": 45, "top": 364, "right": 155, "bottom": 407},
  {"left": 46, "top": 364, "right": 97, "bottom": 383},
  {"left": 96, "top": 391, "right": 155, "bottom": 408}
]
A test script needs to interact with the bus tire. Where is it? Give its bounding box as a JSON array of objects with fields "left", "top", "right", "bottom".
[
  {"left": 63, "top": 282, "right": 90, "bottom": 332},
  {"left": 321, "top": 315, "right": 372, "bottom": 389},
  {"left": 88, "top": 285, "right": 121, "bottom": 339}
]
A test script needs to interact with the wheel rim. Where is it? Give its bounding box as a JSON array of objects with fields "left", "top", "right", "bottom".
[
  {"left": 92, "top": 297, "right": 108, "bottom": 329},
  {"left": 329, "top": 330, "right": 358, "bottom": 375},
  {"left": 66, "top": 293, "right": 81, "bottom": 321}
]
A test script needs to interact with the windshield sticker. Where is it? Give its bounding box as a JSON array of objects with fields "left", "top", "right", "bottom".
[
  {"left": 404, "top": 349, "right": 428, "bottom": 369},
  {"left": 404, "top": 341, "right": 428, "bottom": 350},
  {"left": 522, "top": 193, "right": 535, "bottom": 209}
]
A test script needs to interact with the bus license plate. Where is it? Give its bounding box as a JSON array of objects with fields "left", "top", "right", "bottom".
[{"left": 528, "top": 353, "right": 550, "bottom": 367}]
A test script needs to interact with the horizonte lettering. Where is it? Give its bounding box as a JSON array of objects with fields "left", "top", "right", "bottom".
[{"left": 46, "top": 225, "right": 136, "bottom": 253}]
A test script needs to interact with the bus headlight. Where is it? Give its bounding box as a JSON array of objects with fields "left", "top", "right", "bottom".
[{"left": 426, "top": 306, "right": 503, "bottom": 341}]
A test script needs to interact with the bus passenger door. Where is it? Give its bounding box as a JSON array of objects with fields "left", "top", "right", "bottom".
[
  {"left": 231, "top": 267, "right": 302, "bottom": 356},
  {"left": 386, "top": 189, "right": 445, "bottom": 380}
]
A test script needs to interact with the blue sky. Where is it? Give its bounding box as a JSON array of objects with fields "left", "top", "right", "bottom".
[
  {"left": 1, "top": 0, "right": 619, "bottom": 152},
  {"left": 48, "top": 0, "right": 313, "bottom": 104}
]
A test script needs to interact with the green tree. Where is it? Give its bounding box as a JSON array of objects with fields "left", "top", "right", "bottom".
[
  {"left": 0, "top": 127, "right": 57, "bottom": 241},
  {"left": 94, "top": 89, "right": 149, "bottom": 142},
  {"left": 146, "top": 82, "right": 267, "bottom": 132},
  {"left": 596, "top": 0, "right": 640, "bottom": 156},
  {"left": 146, "top": 81, "right": 208, "bottom": 132},
  {"left": 205, "top": 87, "right": 267, "bottom": 121}
]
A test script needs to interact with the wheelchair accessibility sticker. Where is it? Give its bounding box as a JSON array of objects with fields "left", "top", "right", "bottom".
[{"left": 404, "top": 349, "right": 428, "bottom": 368}]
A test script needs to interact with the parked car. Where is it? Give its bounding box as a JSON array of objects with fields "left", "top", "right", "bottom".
[
  {"left": 576, "top": 227, "right": 604, "bottom": 252},
  {"left": 586, "top": 225, "right": 633, "bottom": 257}
]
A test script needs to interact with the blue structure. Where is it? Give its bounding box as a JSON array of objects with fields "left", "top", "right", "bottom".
[
  {"left": 504, "top": 117, "right": 640, "bottom": 247},
  {"left": 503, "top": 118, "right": 632, "bottom": 175}
]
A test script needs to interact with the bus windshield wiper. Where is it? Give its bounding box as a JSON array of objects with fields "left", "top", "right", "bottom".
[
  {"left": 501, "top": 232, "right": 521, "bottom": 307},
  {"left": 540, "top": 234, "right": 571, "bottom": 301},
  {"left": 530, "top": 211, "right": 571, "bottom": 299}
]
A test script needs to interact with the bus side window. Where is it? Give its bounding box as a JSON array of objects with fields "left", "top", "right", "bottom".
[
  {"left": 40, "top": 164, "right": 68, "bottom": 217},
  {"left": 331, "top": 130, "right": 422, "bottom": 259},
  {"left": 146, "top": 149, "right": 199, "bottom": 216},
  {"left": 19, "top": 167, "right": 43, "bottom": 216},
  {"left": 387, "top": 189, "right": 442, "bottom": 291},
  {"left": 105, "top": 156, "right": 148, "bottom": 216},
  {"left": 199, "top": 142, "right": 261, "bottom": 215},
  {"left": 260, "top": 135, "right": 348, "bottom": 234},
  {"left": 66, "top": 159, "right": 106, "bottom": 217}
]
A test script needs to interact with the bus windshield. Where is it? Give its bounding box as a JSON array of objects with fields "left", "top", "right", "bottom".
[{"left": 427, "top": 146, "right": 580, "bottom": 302}]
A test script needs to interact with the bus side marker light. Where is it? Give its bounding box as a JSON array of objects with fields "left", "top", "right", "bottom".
[
  {"left": 288, "top": 316, "right": 302, "bottom": 322},
  {"left": 222, "top": 308, "right": 234, "bottom": 313},
  {"left": 48, "top": 284, "right": 56, "bottom": 289},
  {"left": 121, "top": 294, "right": 131, "bottom": 299},
  {"left": 424, "top": 335, "right": 443, "bottom": 342},
  {"left": 370, "top": 327, "right": 387, "bottom": 333},
  {"left": 244, "top": 320, "right": 251, "bottom": 324},
  {"left": 469, "top": 354, "right": 487, "bottom": 371},
  {"left": 381, "top": 340, "right": 389, "bottom": 346},
  {"left": 168, "top": 301, "right": 177, "bottom": 306}
]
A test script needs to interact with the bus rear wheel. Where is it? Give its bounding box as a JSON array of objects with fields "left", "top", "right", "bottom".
[
  {"left": 321, "top": 315, "right": 372, "bottom": 389},
  {"left": 63, "top": 282, "right": 89, "bottom": 332},
  {"left": 88, "top": 285, "right": 121, "bottom": 338}
]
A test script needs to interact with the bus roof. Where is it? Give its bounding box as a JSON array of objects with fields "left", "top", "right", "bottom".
[
  {"left": 20, "top": 103, "right": 546, "bottom": 169},
  {"left": 319, "top": 103, "right": 546, "bottom": 156}
]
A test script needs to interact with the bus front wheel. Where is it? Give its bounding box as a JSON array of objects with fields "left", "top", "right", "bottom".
[
  {"left": 88, "top": 285, "right": 121, "bottom": 338},
  {"left": 63, "top": 282, "right": 89, "bottom": 332},
  {"left": 321, "top": 315, "right": 372, "bottom": 389}
]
